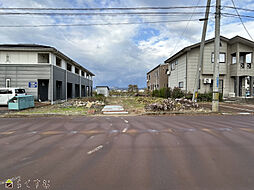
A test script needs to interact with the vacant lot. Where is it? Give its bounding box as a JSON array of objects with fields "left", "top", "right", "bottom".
[{"left": 3, "top": 96, "right": 254, "bottom": 117}]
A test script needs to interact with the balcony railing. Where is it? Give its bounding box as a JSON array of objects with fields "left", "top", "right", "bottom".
[{"left": 240, "top": 62, "right": 252, "bottom": 69}]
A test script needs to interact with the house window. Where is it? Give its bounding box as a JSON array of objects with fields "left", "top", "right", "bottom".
[
  {"left": 231, "top": 53, "right": 236, "bottom": 64},
  {"left": 211, "top": 52, "right": 226, "bottom": 63},
  {"left": 246, "top": 53, "right": 252, "bottom": 63},
  {"left": 5, "top": 79, "right": 11, "bottom": 88},
  {"left": 67, "top": 63, "right": 72, "bottom": 71},
  {"left": 171, "top": 62, "right": 175, "bottom": 71},
  {"left": 179, "top": 81, "right": 183, "bottom": 88},
  {"left": 175, "top": 60, "right": 178, "bottom": 65},
  {"left": 75, "top": 67, "right": 79, "bottom": 75},
  {"left": 81, "top": 71, "right": 84, "bottom": 76},
  {"left": 38, "top": 53, "right": 49, "bottom": 63},
  {"left": 56, "top": 57, "right": 62, "bottom": 67},
  {"left": 246, "top": 53, "right": 252, "bottom": 69}
]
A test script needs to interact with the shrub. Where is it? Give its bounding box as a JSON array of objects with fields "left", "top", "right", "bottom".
[
  {"left": 152, "top": 88, "right": 172, "bottom": 98},
  {"left": 152, "top": 89, "right": 159, "bottom": 97},
  {"left": 185, "top": 92, "right": 193, "bottom": 100},
  {"left": 172, "top": 87, "right": 184, "bottom": 99},
  {"left": 196, "top": 92, "right": 223, "bottom": 102}
]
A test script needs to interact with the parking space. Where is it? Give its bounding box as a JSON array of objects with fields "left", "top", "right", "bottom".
[{"left": 201, "top": 102, "right": 254, "bottom": 113}]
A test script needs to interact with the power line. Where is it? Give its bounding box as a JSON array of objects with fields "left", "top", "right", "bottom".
[
  {"left": 170, "top": 0, "right": 202, "bottom": 56},
  {"left": 222, "top": 12, "right": 254, "bottom": 19},
  {"left": 0, "top": 19, "right": 200, "bottom": 28},
  {"left": 229, "top": 0, "right": 253, "bottom": 40},
  {"left": 0, "top": 6, "right": 214, "bottom": 11},
  {"left": 223, "top": 6, "right": 254, "bottom": 12},
  {"left": 0, "top": 11, "right": 209, "bottom": 16}
]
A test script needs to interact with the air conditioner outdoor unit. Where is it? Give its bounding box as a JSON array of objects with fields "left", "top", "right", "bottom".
[{"left": 203, "top": 78, "right": 212, "bottom": 84}]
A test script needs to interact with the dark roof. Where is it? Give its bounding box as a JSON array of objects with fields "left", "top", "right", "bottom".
[
  {"left": 147, "top": 63, "right": 167, "bottom": 75},
  {"left": 164, "top": 36, "right": 229, "bottom": 63},
  {"left": 0, "top": 43, "right": 95, "bottom": 76},
  {"left": 96, "top": 86, "right": 110, "bottom": 90},
  {"left": 164, "top": 35, "right": 254, "bottom": 64},
  {"left": 0, "top": 44, "right": 52, "bottom": 48}
]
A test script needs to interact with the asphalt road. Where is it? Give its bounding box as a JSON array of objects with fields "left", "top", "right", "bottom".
[{"left": 1, "top": 115, "right": 254, "bottom": 190}]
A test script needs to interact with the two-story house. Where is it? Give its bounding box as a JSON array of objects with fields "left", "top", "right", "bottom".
[
  {"left": 0, "top": 44, "right": 94, "bottom": 102},
  {"left": 147, "top": 64, "right": 168, "bottom": 91},
  {"left": 165, "top": 36, "right": 254, "bottom": 98}
]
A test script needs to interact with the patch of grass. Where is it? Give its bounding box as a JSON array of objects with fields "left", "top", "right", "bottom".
[
  {"left": 16, "top": 104, "right": 90, "bottom": 115},
  {"left": 105, "top": 96, "right": 164, "bottom": 114}
]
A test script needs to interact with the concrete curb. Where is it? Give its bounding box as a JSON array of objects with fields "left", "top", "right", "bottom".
[{"left": 1, "top": 111, "right": 253, "bottom": 118}]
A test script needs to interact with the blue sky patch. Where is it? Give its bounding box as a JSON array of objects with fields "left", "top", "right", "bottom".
[{"left": 133, "top": 27, "right": 160, "bottom": 44}]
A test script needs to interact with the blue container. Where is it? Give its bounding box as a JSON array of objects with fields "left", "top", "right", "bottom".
[{"left": 8, "top": 95, "right": 34, "bottom": 110}]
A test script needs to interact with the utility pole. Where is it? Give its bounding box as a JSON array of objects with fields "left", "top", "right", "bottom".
[
  {"left": 212, "top": 0, "right": 221, "bottom": 112},
  {"left": 192, "top": 0, "right": 211, "bottom": 102}
]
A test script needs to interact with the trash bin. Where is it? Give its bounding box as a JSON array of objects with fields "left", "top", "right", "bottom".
[{"left": 8, "top": 95, "right": 34, "bottom": 110}]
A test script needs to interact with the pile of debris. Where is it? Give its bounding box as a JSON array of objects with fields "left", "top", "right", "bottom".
[
  {"left": 145, "top": 98, "right": 199, "bottom": 112},
  {"left": 59, "top": 100, "right": 105, "bottom": 108}
]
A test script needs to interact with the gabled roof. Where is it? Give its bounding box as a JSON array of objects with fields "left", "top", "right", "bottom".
[
  {"left": 0, "top": 44, "right": 95, "bottom": 76},
  {"left": 164, "top": 36, "right": 231, "bottom": 64},
  {"left": 147, "top": 63, "right": 167, "bottom": 75},
  {"left": 228, "top": 35, "right": 254, "bottom": 47},
  {"left": 164, "top": 35, "right": 254, "bottom": 64}
]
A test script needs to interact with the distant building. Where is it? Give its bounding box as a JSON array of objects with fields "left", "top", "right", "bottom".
[
  {"left": 96, "top": 86, "right": 110, "bottom": 97},
  {"left": 147, "top": 64, "right": 168, "bottom": 91},
  {"left": 0, "top": 44, "right": 94, "bottom": 102},
  {"left": 165, "top": 35, "right": 254, "bottom": 98}
]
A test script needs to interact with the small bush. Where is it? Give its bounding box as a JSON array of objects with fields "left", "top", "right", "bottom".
[
  {"left": 196, "top": 92, "right": 223, "bottom": 102},
  {"left": 152, "top": 89, "right": 159, "bottom": 97},
  {"left": 172, "top": 87, "right": 184, "bottom": 99},
  {"left": 152, "top": 88, "right": 172, "bottom": 98},
  {"left": 185, "top": 92, "right": 193, "bottom": 100}
]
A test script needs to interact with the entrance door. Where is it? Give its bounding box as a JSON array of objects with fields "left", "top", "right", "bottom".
[
  {"left": 67, "top": 83, "right": 72, "bottom": 99},
  {"left": 56, "top": 81, "right": 62, "bottom": 100},
  {"left": 38, "top": 79, "right": 49, "bottom": 101},
  {"left": 81, "top": 85, "right": 85, "bottom": 97},
  {"left": 75, "top": 84, "right": 80, "bottom": 98}
]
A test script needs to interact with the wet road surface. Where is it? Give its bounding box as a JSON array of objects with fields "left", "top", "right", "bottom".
[{"left": 1, "top": 115, "right": 254, "bottom": 190}]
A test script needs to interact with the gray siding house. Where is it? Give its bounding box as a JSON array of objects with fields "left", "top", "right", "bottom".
[
  {"left": 0, "top": 44, "right": 94, "bottom": 102},
  {"left": 165, "top": 36, "right": 254, "bottom": 98},
  {"left": 147, "top": 64, "right": 168, "bottom": 91}
]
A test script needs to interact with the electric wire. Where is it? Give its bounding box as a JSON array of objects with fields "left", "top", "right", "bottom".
[
  {"left": 0, "top": 19, "right": 201, "bottom": 28},
  {"left": 0, "top": 6, "right": 214, "bottom": 11},
  {"left": 229, "top": 0, "right": 253, "bottom": 40},
  {"left": 170, "top": 0, "right": 202, "bottom": 56}
]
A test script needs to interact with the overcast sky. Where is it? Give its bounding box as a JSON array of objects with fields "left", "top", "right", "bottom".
[{"left": 0, "top": 0, "right": 254, "bottom": 88}]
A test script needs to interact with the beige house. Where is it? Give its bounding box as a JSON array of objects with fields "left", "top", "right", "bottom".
[
  {"left": 147, "top": 64, "right": 168, "bottom": 91},
  {"left": 165, "top": 36, "right": 254, "bottom": 98}
]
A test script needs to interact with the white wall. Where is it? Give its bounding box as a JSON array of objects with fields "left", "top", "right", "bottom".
[
  {"left": 168, "top": 54, "right": 187, "bottom": 91},
  {"left": 0, "top": 51, "right": 41, "bottom": 64}
]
